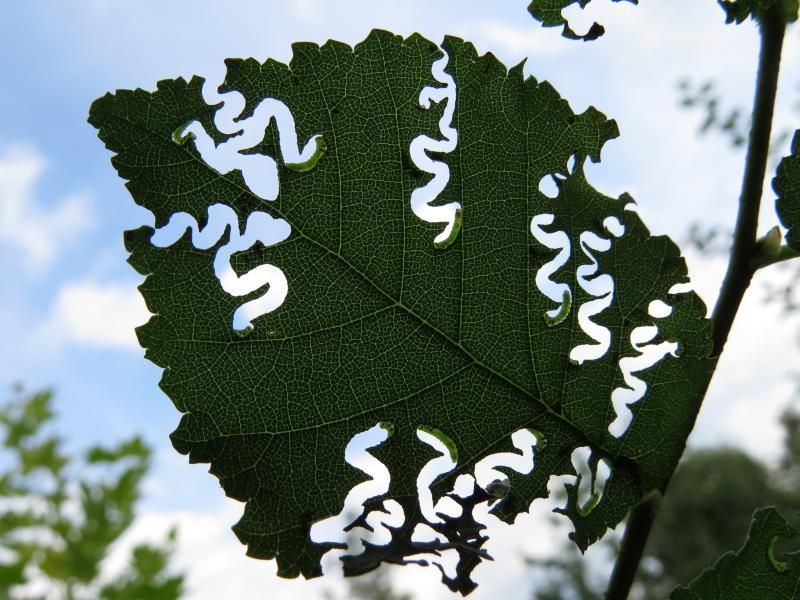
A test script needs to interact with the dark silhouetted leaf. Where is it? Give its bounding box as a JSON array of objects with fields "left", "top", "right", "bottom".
[
  {"left": 669, "top": 507, "right": 800, "bottom": 600},
  {"left": 775, "top": 131, "right": 800, "bottom": 250},
  {"left": 89, "top": 30, "right": 714, "bottom": 593},
  {"left": 527, "top": 0, "right": 638, "bottom": 40},
  {"left": 718, "top": 0, "right": 799, "bottom": 24}
]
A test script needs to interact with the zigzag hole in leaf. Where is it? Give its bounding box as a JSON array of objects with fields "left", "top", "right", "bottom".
[
  {"left": 416, "top": 426, "right": 460, "bottom": 524},
  {"left": 569, "top": 218, "right": 624, "bottom": 364},
  {"left": 150, "top": 204, "right": 291, "bottom": 332},
  {"left": 317, "top": 425, "right": 543, "bottom": 588},
  {"left": 415, "top": 427, "right": 543, "bottom": 584},
  {"left": 530, "top": 213, "right": 624, "bottom": 358},
  {"left": 530, "top": 213, "right": 572, "bottom": 325},
  {"left": 608, "top": 297, "right": 682, "bottom": 438},
  {"left": 310, "top": 423, "right": 403, "bottom": 566},
  {"left": 173, "top": 80, "right": 323, "bottom": 200},
  {"left": 409, "top": 50, "right": 461, "bottom": 249},
  {"left": 570, "top": 446, "right": 611, "bottom": 516},
  {"left": 473, "top": 429, "right": 540, "bottom": 496},
  {"left": 536, "top": 166, "right": 694, "bottom": 438}
]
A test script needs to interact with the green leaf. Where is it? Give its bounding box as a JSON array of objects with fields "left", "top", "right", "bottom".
[
  {"left": 19, "top": 437, "right": 68, "bottom": 476},
  {"left": 527, "top": 0, "right": 638, "bottom": 40},
  {"left": 0, "top": 561, "right": 27, "bottom": 591},
  {"left": 669, "top": 507, "right": 800, "bottom": 599},
  {"left": 88, "top": 30, "right": 714, "bottom": 593},
  {"left": 0, "top": 389, "right": 182, "bottom": 598},
  {"left": 774, "top": 131, "right": 800, "bottom": 251},
  {"left": 718, "top": 0, "right": 799, "bottom": 23}
]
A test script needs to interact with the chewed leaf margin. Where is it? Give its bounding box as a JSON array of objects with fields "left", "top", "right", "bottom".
[
  {"left": 527, "top": 0, "right": 797, "bottom": 35},
  {"left": 527, "top": 0, "right": 638, "bottom": 41},
  {"left": 774, "top": 130, "right": 800, "bottom": 251},
  {"left": 669, "top": 507, "right": 800, "bottom": 599}
]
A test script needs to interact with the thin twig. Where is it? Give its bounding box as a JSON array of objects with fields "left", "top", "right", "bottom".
[{"left": 604, "top": 9, "right": 786, "bottom": 600}]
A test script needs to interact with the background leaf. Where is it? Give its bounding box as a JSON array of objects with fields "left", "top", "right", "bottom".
[
  {"left": 0, "top": 388, "right": 183, "bottom": 599},
  {"left": 669, "top": 507, "right": 800, "bottom": 600},
  {"left": 718, "top": 0, "right": 799, "bottom": 24},
  {"left": 774, "top": 131, "right": 800, "bottom": 251}
]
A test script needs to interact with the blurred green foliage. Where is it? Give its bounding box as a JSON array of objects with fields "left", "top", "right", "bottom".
[{"left": 0, "top": 387, "right": 184, "bottom": 599}]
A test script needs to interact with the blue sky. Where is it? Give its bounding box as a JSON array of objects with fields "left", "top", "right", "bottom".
[{"left": 1, "top": 1, "right": 799, "bottom": 598}]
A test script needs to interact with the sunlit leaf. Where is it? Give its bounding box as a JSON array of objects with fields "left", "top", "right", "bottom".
[{"left": 89, "top": 29, "right": 714, "bottom": 594}]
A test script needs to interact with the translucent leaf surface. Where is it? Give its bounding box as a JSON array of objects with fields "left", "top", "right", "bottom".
[
  {"left": 89, "top": 30, "right": 714, "bottom": 594},
  {"left": 527, "top": 0, "right": 638, "bottom": 40},
  {"left": 669, "top": 507, "right": 800, "bottom": 600},
  {"left": 775, "top": 131, "right": 800, "bottom": 250}
]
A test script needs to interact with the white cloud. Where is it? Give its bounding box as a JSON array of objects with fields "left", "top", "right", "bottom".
[
  {"left": 0, "top": 145, "right": 94, "bottom": 271},
  {"left": 288, "top": 0, "right": 322, "bottom": 23},
  {"left": 39, "top": 280, "right": 151, "bottom": 350},
  {"left": 106, "top": 503, "right": 346, "bottom": 600}
]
